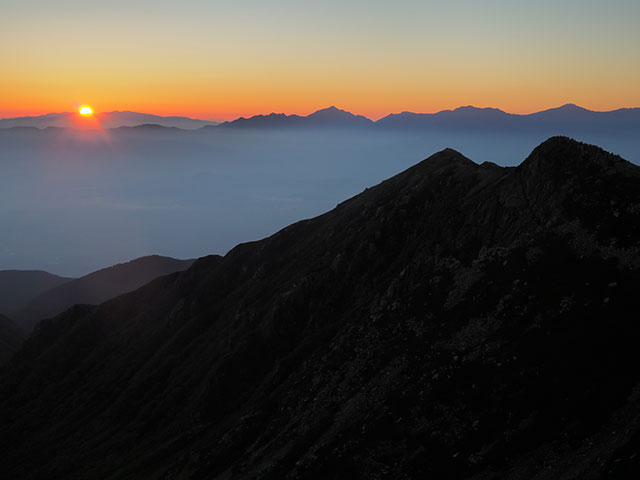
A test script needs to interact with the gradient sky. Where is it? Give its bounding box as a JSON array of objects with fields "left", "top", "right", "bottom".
[{"left": 2, "top": 0, "right": 639, "bottom": 120}]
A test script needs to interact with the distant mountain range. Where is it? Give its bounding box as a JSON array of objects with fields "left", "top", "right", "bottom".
[
  {"left": 0, "top": 255, "right": 196, "bottom": 337},
  {"left": 376, "top": 103, "right": 640, "bottom": 132},
  {"left": 1, "top": 137, "right": 639, "bottom": 478},
  {"left": 0, "top": 111, "right": 220, "bottom": 130},
  {"left": 214, "top": 105, "right": 374, "bottom": 129},
  {"left": 2, "top": 104, "right": 638, "bottom": 132}
]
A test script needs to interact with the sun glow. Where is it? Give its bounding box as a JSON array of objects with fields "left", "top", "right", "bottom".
[{"left": 73, "top": 104, "right": 104, "bottom": 132}]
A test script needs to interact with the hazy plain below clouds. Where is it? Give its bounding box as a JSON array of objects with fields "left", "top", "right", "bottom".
[{"left": 1, "top": 126, "right": 638, "bottom": 276}]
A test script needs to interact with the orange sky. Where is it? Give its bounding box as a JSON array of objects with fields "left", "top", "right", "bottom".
[{"left": 2, "top": 1, "right": 639, "bottom": 121}]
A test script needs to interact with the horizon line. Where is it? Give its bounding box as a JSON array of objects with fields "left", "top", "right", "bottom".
[{"left": 2, "top": 102, "right": 640, "bottom": 125}]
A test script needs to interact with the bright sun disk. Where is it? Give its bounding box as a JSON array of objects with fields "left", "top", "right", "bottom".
[{"left": 79, "top": 105, "right": 93, "bottom": 115}]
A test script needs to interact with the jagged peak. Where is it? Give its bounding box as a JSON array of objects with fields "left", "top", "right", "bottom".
[
  {"left": 416, "top": 147, "right": 477, "bottom": 171},
  {"left": 519, "top": 136, "right": 638, "bottom": 177},
  {"left": 525, "top": 136, "right": 604, "bottom": 160},
  {"left": 307, "top": 106, "right": 372, "bottom": 122},
  {"left": 309, "top": 105, "right": 346, "bottom": 114}
]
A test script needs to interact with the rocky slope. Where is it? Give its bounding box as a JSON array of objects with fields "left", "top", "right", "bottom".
[{"left": 0, "top": 137, "right": 639, "bottom": 479}]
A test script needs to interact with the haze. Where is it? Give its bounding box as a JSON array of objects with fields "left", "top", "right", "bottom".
[{"left": 2, "top": 115, "right": 639, "bottom": 276}]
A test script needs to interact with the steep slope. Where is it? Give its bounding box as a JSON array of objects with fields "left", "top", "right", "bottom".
[
  {"left": 0, "top": 270, "right": 72, "bottom": 318},
  {"left": 15, "top": 255, "right": 196, "bottom": 333},
  {"left": 0, "top": 315, "right": 24, "bottom": 364},
  {"left": 1, "top": 138, "right": 639, "bottom": 479}
]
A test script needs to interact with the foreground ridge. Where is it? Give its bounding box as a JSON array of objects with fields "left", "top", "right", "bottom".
[{"left": 1, "top": 137, "right": 639, "bottom": 479}]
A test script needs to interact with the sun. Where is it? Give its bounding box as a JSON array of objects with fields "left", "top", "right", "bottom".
[{"left": 79, "top": 105, "right": 93, "bottom": 115}]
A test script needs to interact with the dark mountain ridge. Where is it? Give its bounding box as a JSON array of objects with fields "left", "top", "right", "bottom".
[
  {"left": 14, "top": 255, "right": 196, "bottom": 333},
  {"left": 1, "top": 137, "right": 639, "bottom": 479},
  {"left": 0, "top": 270, "right": 71, "bottom": 319}
]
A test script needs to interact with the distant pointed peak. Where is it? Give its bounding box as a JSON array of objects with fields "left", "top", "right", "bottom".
[
  {"left": 556, "top": 103, "right": 589, "bottom": 111},
  {"left": 535, "top": 103, "right": 591, "bottom": 115},
  {"left": 450, "top": 105, "right": 507, "bottom": 114},
  {"left": 308, "top": 106, "right": 350, "bottom": 116},
  {"left": 306, "top": 106, "right": 373, "bottom": 123}
]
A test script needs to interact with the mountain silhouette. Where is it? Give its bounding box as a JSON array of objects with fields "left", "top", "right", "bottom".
[
  {"left": 0, "top": 270, "right": 71, "bottom": 319},
  {"left": 0, "top": 137, "right": 639, "bottom": 478},
  {"left": 533, "top": 102, "right": 592, "bottom": 115},
  {"left": 3, "top": 105, "right": 639, "bottom": 133},
  {"left": 0, "top": 111, "right": 220, "bottom": 130},
  {"left": 377, "top": 104, "right": 640, "bottom": 133},
  {"left": 216, "top": 112, "right": 305, "bottom": 129},
  {"left": 0, "top": 315, "right": 24, "bottom": 364},
  {"left": 215, "top": 106, "right": 372, "bottom": 129},
  {"left": 376, "top": 105, "right": 518, "bottom": 130},
  {"left": 14, "top": 255, "right": 196, "bottom": 333},
  {"left": 305, "top": 106, "right": 373, "bottom": 126}
]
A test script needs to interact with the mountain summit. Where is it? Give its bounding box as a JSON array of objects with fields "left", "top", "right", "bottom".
[
  {"left": 305, "top": 106, "right": 373, "bottom": 125},
  {"left": 0, "top": 137, "right": 639, "bottom": 478},
  {"left": 217, "top": 106, "right": 372, "bottom": 129}
]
